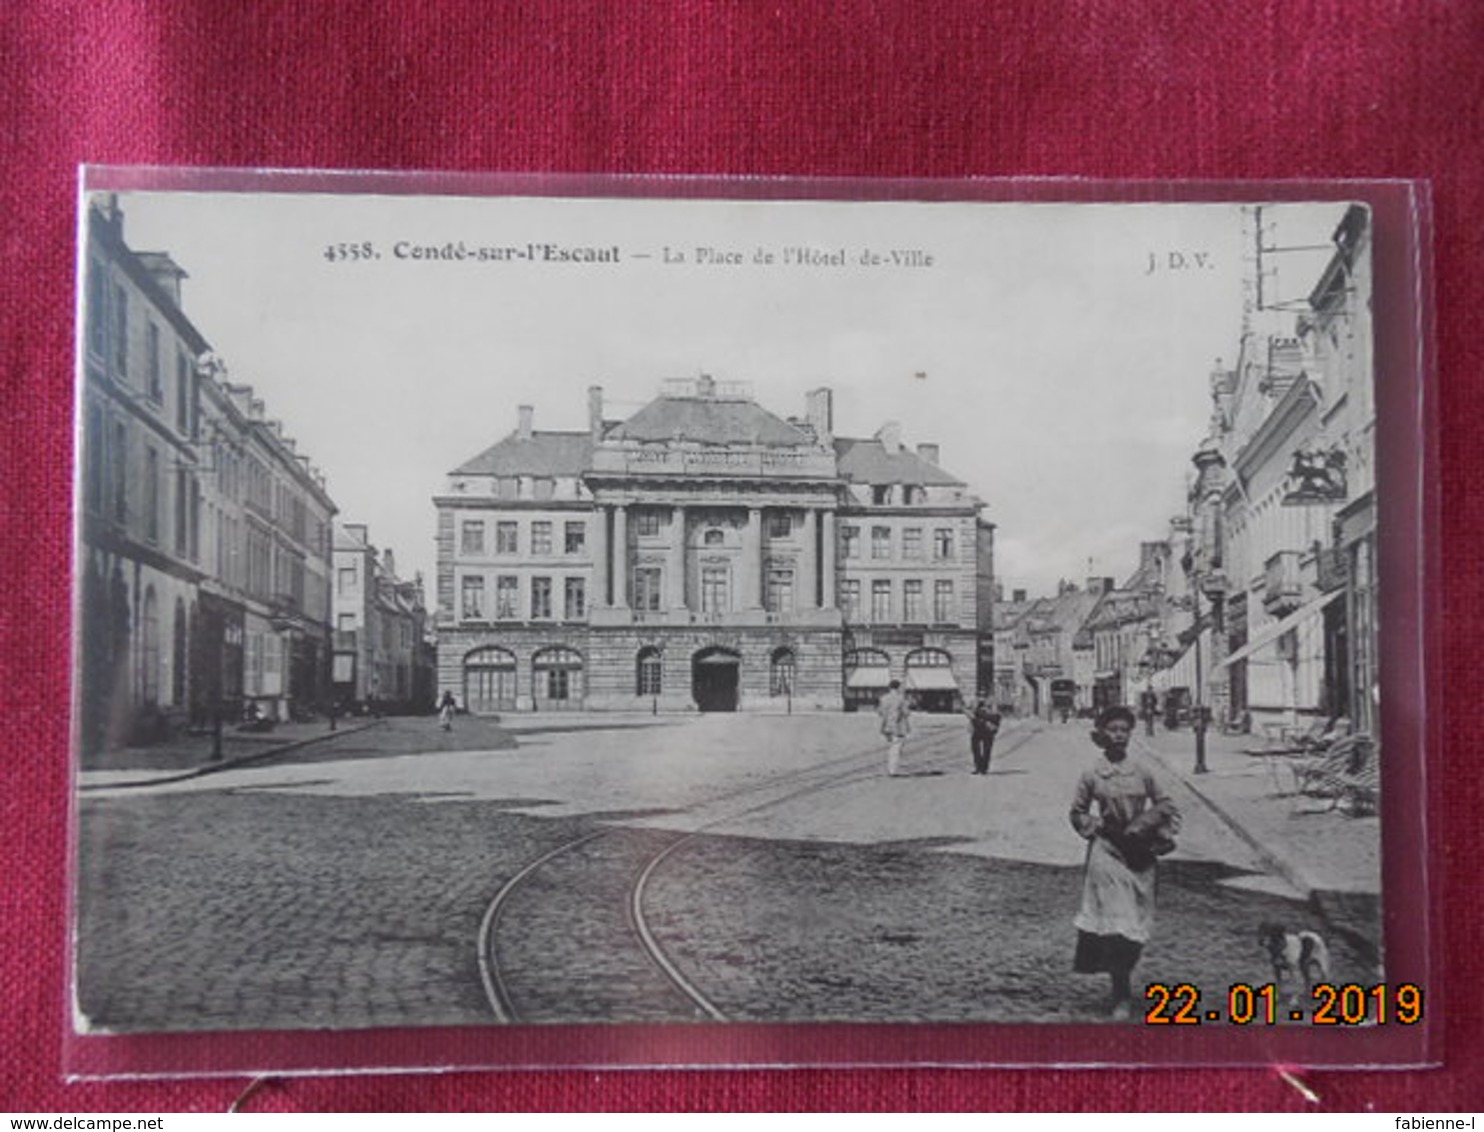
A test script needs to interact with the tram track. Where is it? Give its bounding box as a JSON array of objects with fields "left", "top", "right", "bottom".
[{"left": 477, "top": 719, "right": 1041, "bottom": 1024}]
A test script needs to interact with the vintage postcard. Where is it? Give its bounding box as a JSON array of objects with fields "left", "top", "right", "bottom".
[{"left": 68, "top": 173, "right": 1430, "bottom": 1073}]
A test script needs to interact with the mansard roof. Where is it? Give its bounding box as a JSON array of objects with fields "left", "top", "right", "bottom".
[
  {"left": 605, "top": 395, "right": 811, "bottom": 447},
  {"left": 833, "top": 437, "right": 963, "bottom": 486},
  {"left": 452, "top": 431, "right": 594, "bottom": 477}
]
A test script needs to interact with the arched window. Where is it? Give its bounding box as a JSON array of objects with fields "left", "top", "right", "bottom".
[
  {"left": 703, "top": 528, "right": 725, "bottom": 547},
  {"left": 141, "top": 587, "right": 160, "bottom": 704},
  {"left": 905, "top": 647, "right": 953, "bottom": 668},
  {"left": 636, "top": 647, "right": 663, "bottom": 696},
  {"left": 770, "top": 647, "right": 796, "bottom": 697}
]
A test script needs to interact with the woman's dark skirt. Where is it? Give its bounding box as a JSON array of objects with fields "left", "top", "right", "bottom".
[{"left": 1073, "top": 930, "right": 1143, "bottom": 974}]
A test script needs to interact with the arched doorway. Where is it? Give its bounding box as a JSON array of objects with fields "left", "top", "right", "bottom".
[
  {"left": 532, "top": 646, "right": 584, "bottom": 711},
  {"left": 844, "top": 648, "right": 891, "bottom": 711},
  {"left": 464, "top": 646, "right": 517, "bottom": 714},
  {"left": 905, "top": 647, "right": 959, "bottom": 713},
  {"left": 692, "top": 646, "right": 740, "bottom": 712}
]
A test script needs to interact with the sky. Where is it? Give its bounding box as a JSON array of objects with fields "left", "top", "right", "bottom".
[{"left": 102, "top": 184, "right": 1347, "bottom": 597}]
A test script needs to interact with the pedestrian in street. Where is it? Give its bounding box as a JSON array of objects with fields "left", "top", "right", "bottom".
[
  {"left": 876, "top": 679, "right": 912, "bottom": 777},
  {"left": 437, "top": 690, "right": 457, "bottom": 732},
  {"left": 962, "top": 690, "right": 1002, "bottom": 774},
  {"left": 1068, "top": 704, "right": 1181, "bottom": 1020}
]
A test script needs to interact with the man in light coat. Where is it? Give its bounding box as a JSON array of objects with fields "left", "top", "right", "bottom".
[{"left": 877, "top": 679, "right": 912, "bottom": 777}]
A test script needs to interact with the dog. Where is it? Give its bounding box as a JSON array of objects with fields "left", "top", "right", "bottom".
[{"left": 1259, "top": 921, "right": 1333, "bottom": 1005}]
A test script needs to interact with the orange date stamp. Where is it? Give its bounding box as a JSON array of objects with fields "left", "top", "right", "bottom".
[{"left": 1144, "top": 982, "right": 1424, "bottom": 1026}]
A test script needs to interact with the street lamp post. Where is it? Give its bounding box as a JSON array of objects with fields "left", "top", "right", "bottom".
[{"left": 1192, "top": 585, "right": 1209, "bottom": 775}]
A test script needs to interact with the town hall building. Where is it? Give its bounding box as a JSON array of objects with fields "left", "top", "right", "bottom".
[{"left": 433, "top": 377, "right": 993, "bottom": 713}]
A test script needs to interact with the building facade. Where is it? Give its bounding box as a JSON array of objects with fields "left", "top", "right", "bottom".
[
  {"left": 78, "top": 197, "right": 336, "bottom": 750},
  {"left": 1181, "top": 205, "right": 1374, "bottom": 735},
  {"left": 332, "top": 523, "right": 435, "bottom": 714},
  {"left": 433, "top": 379, "right": 991, "bottom": 713}
]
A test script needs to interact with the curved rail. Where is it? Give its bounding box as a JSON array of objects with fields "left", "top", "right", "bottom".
[{"left": 479, "top": 719, "right": 1039, "bottom": 1024}]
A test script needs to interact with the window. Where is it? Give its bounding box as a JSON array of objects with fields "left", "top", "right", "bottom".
[
  {"left": 338, "top": 566, "right": 358, "bottom": 591},
  {"left": 637, "top": 647, "right": 663, "bottom": 696},
  {"left": 841, "top": 525, "right": 860, "bottom": 559},
  {"left": 337, "top": 613, "right": 356, "bottom": 632},
  {"left": 634, "top": 566, "right": 662, "bottom": 612},
  {"left": 175, "top": 353, "right": 190, "bottom": 432},
  {"left": 770, "top": 648, "right": 797, "bottom": 696},
  {"left": 766, "top": 567, "right": 794, "bottom": 613},
  {"left": 461, "top": 521, "right": 486, "bottom": 555},
  {"left": 871, "top": 579, "right": 892, "bottom": 622},
  {"left": 85, "top": 405, "right": 103, "bottom": 512},
  {"left": 146, "top": 323, "right": 162, "bottom": 402},
  {"left": 531, "top": 521, "right": 553, "bottom": 555},
  {"left": 496, "top": 575, "right": 519, "bottom": 618},
  {"left": 461, "top": 576, "right": 485, "bottom": 620},
  {"left": 496, "top": 521, "right": 518, "bottom": 554},
  {"left": 872, "top": 484, "right": 892, "bottom": 505},
  {"left": 534, "top": 647, "right": 583, "bottom": 702},
  {"left": 904, "top": 485, "right": 924, "bottom": 505},
  {"left": 565, "top": 521, "right": 586, "bottom": 554},
  {"left": 145, "top": 447, "right": 160, "bottom": 542},
  {"left": 768, "top": 512, "right": 793, "bottom": 538},
  {"left": 903, "top": 579, "right": 924, "bottom": 621},
  {"left": 841, "top": 579, "right": 862, "bottom": 620},
  {"left": 903, "top": 528, "right": 923, "bottom": 559},
  {"left": 701, "top": 566, "right": 729, "bottom": 614},
  {"left": 87, "top": 260, "right": 106, "bottom": 357},
  {"left": 531, "top": 576, "right": 553, "bottom": 619},
  {"left": 636, "top": 510, "right": 661, "bottom": 537},
  {"left": 934, "top": 580, "right": 955, "bottom": 622},
  {"left": 871, "top": 526, "right": 892, "bottom": 559},
  {"left": 174, "top": 468, "right": 189, "bottom": 556},
  {"left": 703, "top": 528, "right": 725, "bottom": 547},
  {"left": 934, "top": 527, "right": 955, "bottom": 560},
  {"left": 112, "top": 284, "right": 128, "bottom": 376},
  {"left": 564, "top": 577, "right": 586, "bottom": 619},
  {"left": 112, "top": 421, "right": 127, "bottom": 521},
  {"left": 140, "top": 588, "right": 159, "bottom": 704}
]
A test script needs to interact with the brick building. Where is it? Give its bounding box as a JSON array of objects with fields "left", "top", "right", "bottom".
[{"left": 433, "top": 378, "right": 992, "bottom": 713}]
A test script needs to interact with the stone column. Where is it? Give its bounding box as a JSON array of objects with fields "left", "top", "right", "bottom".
[
  {"left": 591, "top": 506, "right": 609, "bottom": 607},
  {"left": 612, "top": 505, "right": 629, "bottom": 609},
  {"left": 801, "top": 508, "right": 818, "bottom": 610},
  {"left": 668, "top": 505, "right": 687, "bottom": 611},
  {"left": 742, "top": 507, "right": 762, "bottom": 610},
  {"left": 821, "top": 510, "right": 838, "bottom": 609}
]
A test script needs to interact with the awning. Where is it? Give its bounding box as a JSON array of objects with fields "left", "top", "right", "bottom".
[
  {"left": 846, "top": 667, "right": 891, "bottom": 689},
  {"left": 1149, "top": 628, "right": 1210, "bottom": 692},
  {"left": 1220, "top": 589, "right": 1342, "bottom": 668},
  {"left": 905, "top": 668, "right": 959, "bottom": 691}
]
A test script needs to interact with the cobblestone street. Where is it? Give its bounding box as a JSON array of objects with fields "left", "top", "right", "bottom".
[{"left": 75, "top": 712, "right": 1381, "bottom": 1032}]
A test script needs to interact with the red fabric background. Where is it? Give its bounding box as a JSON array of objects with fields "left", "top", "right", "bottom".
[{"left": 3, "top": 0, "right": 1479, "bottom": 1112}]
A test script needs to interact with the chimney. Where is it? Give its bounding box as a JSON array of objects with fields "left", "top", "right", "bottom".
[
  {"left": 806, "top": 387, "right": 834, "bottom": 444},
  {"left": 383, "top": 548, "right": 396, "bottom": 579},
  {"left": 916, "top": 442, "right": 940, "bottom": 466},
  {"left": 588, "top": 385, "right": 604, "bottom": 442},
  {"left": 135, "top": 252, "right": 188, "bottom": 307},
  {"left": 1012, "top": 588, "right": 1027, "bottom": 603},
  {"left": 517, "top": 404, "right": 534, "bottom": 441},
  {"left": 876, "top": 421, "right": 903, "bottom": 454}
]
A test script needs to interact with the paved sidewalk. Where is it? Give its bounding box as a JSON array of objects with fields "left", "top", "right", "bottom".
[
  {"left": 1135, "top": 724, "right": 1383, "bottom": 964},
  {"left": 77, "top": 717, "right": 385, "bottom": 787}
]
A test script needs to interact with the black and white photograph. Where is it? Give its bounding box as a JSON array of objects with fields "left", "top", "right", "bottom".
[{"left": 70, "top": 177, "right": 1400, "bottom": 1062}]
